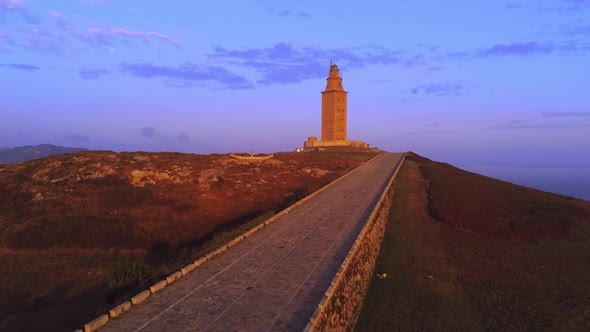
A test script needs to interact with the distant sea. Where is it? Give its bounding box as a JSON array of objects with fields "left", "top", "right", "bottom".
[
  {"left": 465, "top": 167, "right": 590, "bottom": 202},
  {"left": 502, "top": 177, "right": 590, "bottom": 202}
]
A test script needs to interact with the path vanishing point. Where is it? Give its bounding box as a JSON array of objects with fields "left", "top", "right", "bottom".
[{"left": 100, "top": 152, "right": 404, "bottom": 332}]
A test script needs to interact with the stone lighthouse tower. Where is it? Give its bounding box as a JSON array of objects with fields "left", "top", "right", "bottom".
[
  {"left": 321, "top": 61, "right": 348, "bottom": 141},
  {"left": 302, "top": 61, "right": 369, "bottom": 150}
]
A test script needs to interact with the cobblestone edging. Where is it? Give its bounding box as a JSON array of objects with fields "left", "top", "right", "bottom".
[
  {"left": 76, "top": 153, "right": 382, "bottom": 332},
  {"left": 304, "top": 152, "right": 405, "bottom": 332}
]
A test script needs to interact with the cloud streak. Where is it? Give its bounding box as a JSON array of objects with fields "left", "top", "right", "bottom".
[
  {"left": 487, "top": 115, "right": 590, "bottom": 130},
  {"left": 477, "top": 42, "right": 576, "bottom": 57},
  {"left": 479, "top": 42, "right": 554, "bottom": 57},
  {"left": 79, "top": 68, "right": 108, "bottom": 79},
  {"left": 3, "top": 2, "right": 588, "bottom": 90},
  {"left": 561, "top": 23, "right": 590, "bottom": 36},
  {"left": 0, "top": 63, "right": 39, "bottom": 71},
  {"left": 0, "top": 0, "right": 38, "bottom": 23},
  {"left": 268, "top": 9, "right": 310, "bottom": 18},
  {"left": 541, "top": 111, "right": 590, "bottom": 117},
  {"left": 411, "top": 82, "right": 472, "bottom": 97},
  {"left": 210, "top": 38, "right": 590, "bottom": 86},
  {"left": 438, "top": 40, "right": 588, "bottom": 62},
  {"left": 1, "top": 4, "right": 180, "bottom": 55},
  {"left": 0, "top": 0, "right": 24, "bottom": 10},
  {"left": 80, "top": 26, "right": 180, "bottom": 49},
  {"left": 210, "top": 43, "right": 415, "bottom": 85},
  {"left": 121, "top": 62, "right": 252, "bottom": 89}
]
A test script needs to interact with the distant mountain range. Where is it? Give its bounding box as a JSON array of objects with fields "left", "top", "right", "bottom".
[{"left": 0, "top": 144, "right": 87, "bottom": 164}]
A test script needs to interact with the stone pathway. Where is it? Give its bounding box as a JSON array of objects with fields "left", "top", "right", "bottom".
[{"left": 101, "top": 152, "right": 403, "bottom": 332}]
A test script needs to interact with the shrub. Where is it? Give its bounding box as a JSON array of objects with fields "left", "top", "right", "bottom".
[{"left": 106, "top": 262, "right": 150, "bottom": 293}]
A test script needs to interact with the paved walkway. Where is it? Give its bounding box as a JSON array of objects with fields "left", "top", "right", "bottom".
[{"left": 101, "top": 152, "right": 403, "bottom": 332}]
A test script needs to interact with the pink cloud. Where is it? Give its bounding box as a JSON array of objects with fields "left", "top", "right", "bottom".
[
  {"left": 0, "top": 0, "right": 25, "bottom": 10},
  {"left": 147, "top": 31, "right": 180, "bottom": 47},
  {"left": 2, "top": 8, "right": 179, "bottom": 54},
  {"left": 110, "top": 27, "right": 144, "bottom": 37}
]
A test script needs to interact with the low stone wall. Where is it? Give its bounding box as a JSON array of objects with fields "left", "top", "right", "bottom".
[
  {"left": 303, "top": 139, "right": 369, "bottom": 148},
  {"left": 304, "top": 153, "right": 405, "bottom": 332},
  {"left": 229, "top": 153, "right": 274, "bottom": 161}
]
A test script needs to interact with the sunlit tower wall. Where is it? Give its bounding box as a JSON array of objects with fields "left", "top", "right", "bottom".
[{"left": 321, "top": 61, "right": 348, "bottom": 141}]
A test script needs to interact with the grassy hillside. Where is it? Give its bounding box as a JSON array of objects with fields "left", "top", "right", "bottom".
[
  {"left": 356, "top": 152, "right": 590, "bottom": 331},
  {"left": 0, "top": 150, "right": 377, "bottom": 332}
]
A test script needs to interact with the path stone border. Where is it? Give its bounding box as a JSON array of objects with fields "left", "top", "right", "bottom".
[
  {"left": 109, "top": 301, "right": 131, "bottom": 319},
  {"left": 76, "top": 153, "right": 382, "bottom": 332},
  {"left": 304, "top": 152, "right": 406, "bottom": 332}
]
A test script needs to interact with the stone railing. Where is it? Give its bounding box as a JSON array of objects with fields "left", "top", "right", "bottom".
[{"left": 304, "top": 152, "right": 405, "bottom": 332}]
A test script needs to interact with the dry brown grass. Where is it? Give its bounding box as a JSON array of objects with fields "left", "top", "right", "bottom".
[
  {"left": 356, "top": 153, "right": 590, "bottom": 331},
  {"left": 0, "top": 150, "right": 377, "bottom": 332}
]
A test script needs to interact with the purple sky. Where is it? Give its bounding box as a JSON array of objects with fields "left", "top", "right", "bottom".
[{"left": 1, "top": 0, "right": 589, "bottom": 177}]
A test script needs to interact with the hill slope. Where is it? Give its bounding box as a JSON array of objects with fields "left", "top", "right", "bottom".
[
  {"left": 0, "top": 150, "right": 377, "bottom": 332},
  {"left": 356, "top": 152, "right": 590, "bottom": 331},
  {"left": 0, "top": 144, "right": 87, "bottom": 164}
]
